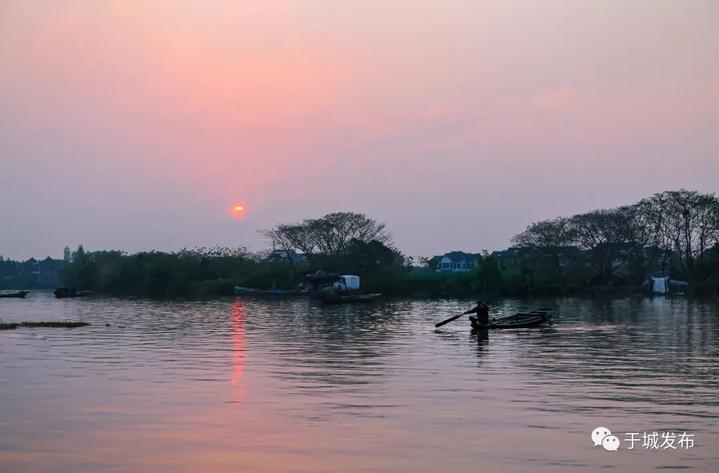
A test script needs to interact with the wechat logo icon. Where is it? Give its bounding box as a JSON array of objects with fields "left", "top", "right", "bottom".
[{"left": 591, "top": 426, "right": 620, "bottom": 452}]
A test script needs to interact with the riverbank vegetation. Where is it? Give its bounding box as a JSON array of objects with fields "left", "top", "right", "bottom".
[
  {"left": 507, "top": 190, "right": 719, "bottom": 295},
  {"left": 7, "top": 190, "right": 718, "bottom": 298}
]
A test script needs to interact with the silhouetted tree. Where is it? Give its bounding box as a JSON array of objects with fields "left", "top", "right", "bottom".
[
  {"left": 477, "top": 253, "right": 502, "bottom": 291},
  {"left": 342, "top": 239, "right": 404, "bottom": 273},
  {"left": 570, "top": 208, "right": 634, "bottom": 286},
  {"left": 638, "top": 190, "right": 719, "bottom": 280},
  {"left": 511, "top": 217, "right": 577, "bottom": 293},
  {"left": 263, "top": 212, "right": 392, "bottom": 265},
  {"left": 72, "top": 245, "right": 87, "bottom": 264}
]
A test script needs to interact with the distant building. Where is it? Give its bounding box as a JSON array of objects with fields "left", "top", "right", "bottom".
[
  {"left": 18, "top": 258, "right": 38, "bottom": 281},
  {"left": 491, "top": 249, "right": 523, "bottom": 271},
  {"left": 64, "top": 246, "right": 71, "bottom": 262},
  {"left": 430, "top": 251, "right": 481, "bottom": 272},
  {"left": 16, "top": 257, "right": 65, "bottom": 287},
  {"left": 37, "top": 257, "right": 65, "bottom": 286}
]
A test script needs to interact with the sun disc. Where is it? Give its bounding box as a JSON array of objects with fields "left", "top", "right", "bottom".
[{"left": 230, "top": 203, "right": 247, "bottom": 219}]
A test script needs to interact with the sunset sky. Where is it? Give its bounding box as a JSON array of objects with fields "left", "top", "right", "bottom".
[{"left": 1, "top": 0, "right": 718, "bottom": 260}]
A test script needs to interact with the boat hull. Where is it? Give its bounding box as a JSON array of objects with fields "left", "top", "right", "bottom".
[
  {"left": 318, "top": 291, "right": 382, "bottom": 303},
  {"left": 471, "top": 310, "right": 552, "bottom": 330},
  {"left": 0, "top": 291, "right": 29, "bottom": 299},
  {"left": 54, "top": 288, "right": 92, "bottom": 298},
  {"left": 316, "top": 286, "right": 381, "bottom": 303},
  {"left": 233, "top": 286, "right": 311, "bottom": 296}
]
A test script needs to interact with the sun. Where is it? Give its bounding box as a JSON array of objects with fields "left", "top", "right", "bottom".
[{"left": 230, "top": 203, "right": 247, "bottom": 219}]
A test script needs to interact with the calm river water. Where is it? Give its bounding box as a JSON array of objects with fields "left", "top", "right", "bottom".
[{"left": 1, "top": 293, "right": 718, "bottom": 472}]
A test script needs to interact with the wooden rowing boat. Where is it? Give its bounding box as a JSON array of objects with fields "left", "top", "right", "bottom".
[
  {"left": 0, "top": 291, "right": 29, "bottom": 299},
  {"left": 233, "top": 286, "right": 311, "bottom": 296},
  {"left": 318, "top": 287, "right": 382, "bottom": 303},
  {"left": 54, "top": 288, "right": 93, "bottom": 298},
  {"left": 471, "top": 309, "right": 553, "bottom": 330},
  {"left": 320, "top": 293, "right": 382, "bottom": 303}
]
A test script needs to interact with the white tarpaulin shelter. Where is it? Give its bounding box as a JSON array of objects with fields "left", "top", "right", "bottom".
[
  {"left": 652, "top": 277, "right": 668, "bottom": 294},
  {"left": 339, "top": 275, "right": 361, "bottom": 290}
]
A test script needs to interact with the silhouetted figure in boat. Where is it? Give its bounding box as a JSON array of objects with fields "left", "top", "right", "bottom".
[{"left": 464, "top": 301, "right": 490, "bottom": 328}]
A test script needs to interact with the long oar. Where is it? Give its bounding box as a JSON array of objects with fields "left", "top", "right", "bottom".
[{"left": 435, "top": 311, "right": 468, "bottom": 328}]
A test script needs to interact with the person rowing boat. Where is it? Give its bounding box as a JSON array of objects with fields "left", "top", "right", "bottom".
[
  {"left": 464, "top": 301, "right": 490, "bottom": 329},
  {"left": 434, "top": 302, "right": 553, "bottom": 330},
  {"left": 434, "top": 300, "right": 491, "bottom": 328}
]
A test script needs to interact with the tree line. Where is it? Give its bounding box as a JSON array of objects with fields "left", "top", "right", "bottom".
[
  {"left": 53, "top": 212, "right": 408, "bottom": 297},
  {"left": 510, "top": 190, "right": 719, "bottom": 293},
  {"left": 5, "top": 190, "right": 718, "bottom": 297}
]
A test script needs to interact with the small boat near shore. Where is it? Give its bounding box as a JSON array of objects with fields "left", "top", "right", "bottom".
[
  {"left": 471, "top": 309, "right": 553, "bottom": 330},
  {"left": 309, "top": 273, "right": 382, "bottom": 304},
  {"left": 0, "top": 291, "right": 29, "bottom": 299},
  {"left": 318, "top": 290, "right": 382, "bottom": 304},
  {"left": 54, "top": 288, "right": 93, "bottom": 299},
  {"left": 233, "top": 286, "right": 311, "bottom": 296}
]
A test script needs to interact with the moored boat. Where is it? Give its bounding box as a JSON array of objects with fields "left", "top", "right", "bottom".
[
  {"left": 233, "top": 286, "right": 311, "bottom": 296},
  {"left": 318, "top": 289, "right": 382, "bottom": 304},
  {"left": 471, "top": 309, "right": 553, "bottom": 330},
  {"left": 54, "top": 288, "right": 93, "bottom": 298},
  {"left": 0, "top": 291, "right": 29, "bottom": 299},
  {"left": 307, "top": 273, "right": 382, "bottom": 304}
]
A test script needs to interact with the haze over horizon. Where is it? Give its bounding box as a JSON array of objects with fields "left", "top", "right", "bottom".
[{"left": 2, "top": 0, "right": 718, "bottom": 261}]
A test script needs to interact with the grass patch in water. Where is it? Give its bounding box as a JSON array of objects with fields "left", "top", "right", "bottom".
[{"left": 0, "top": 321, "right": 90, "bottom": 330}]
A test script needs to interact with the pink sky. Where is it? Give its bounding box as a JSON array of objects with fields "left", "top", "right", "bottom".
[{"left": 1, "top": 0, "right": 718, "bottom": 259}]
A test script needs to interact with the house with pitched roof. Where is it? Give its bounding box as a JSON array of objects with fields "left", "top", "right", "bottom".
[{"left": 429, "top": 251, "right": 481, "bottom": 273}]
